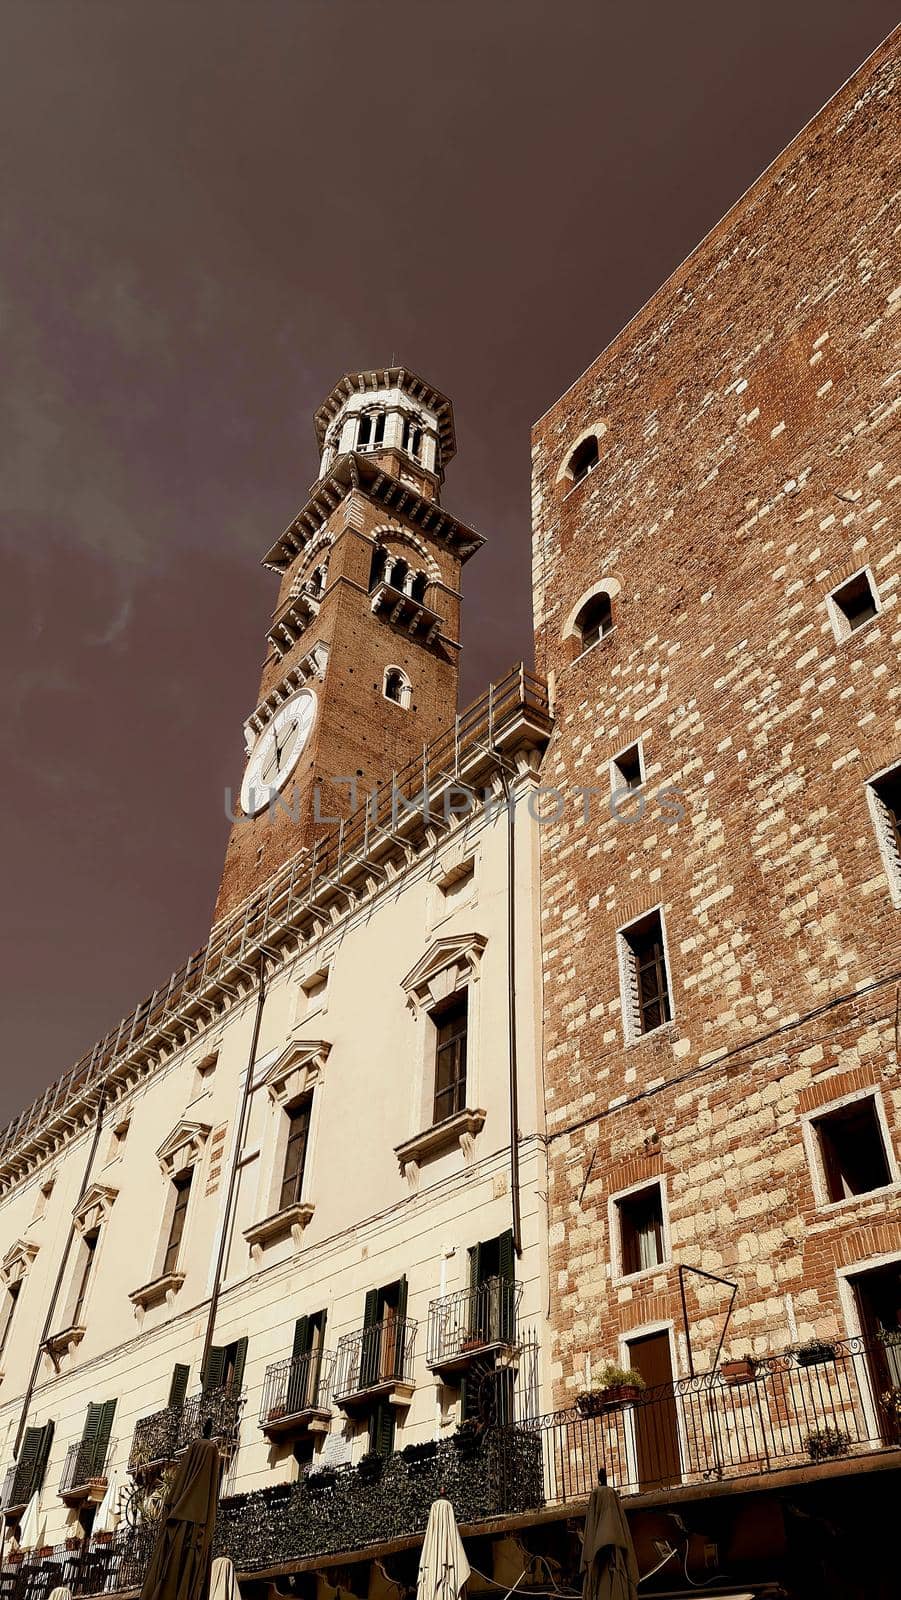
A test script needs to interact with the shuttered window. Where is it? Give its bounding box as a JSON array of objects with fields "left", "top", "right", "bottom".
[
  {"left": 432, "top": 995, "right": 468, "bottom": 1123},
  {"left": 79, "top": 1399, "right": 116, "bottom": 1479},
  {"left": 867, "top": 766, "right": 901, "bottom": 908},
  {"left": 71, "top": 1229, "right": 99, "bottom": 1327},
  {"left": 167, "top": 1364, "right": 190, "bottom": 1410},
  {"left": 163, "top": 1171, "right": 193, "bottom": 1277},
  {"left": 203, "top": 1337, "right": 248, "bottom": 1395},
  {"left": 618, "top": 910, "right": 672, "bottom": 1040},
  {"left": 279, "top": 1097, "right": 312, "bottom": 1212},
  {"left": 11, "top": 1420, "right": 54, "bottom": 1508}
]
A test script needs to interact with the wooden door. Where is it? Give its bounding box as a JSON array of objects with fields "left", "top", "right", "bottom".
[{"left": 626, "top": 1330, "right": 681, "bottom": 1489}]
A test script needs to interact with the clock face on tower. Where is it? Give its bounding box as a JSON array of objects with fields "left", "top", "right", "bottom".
[{"left": 240, "top": 688, "right": 317, "bottom": 816}]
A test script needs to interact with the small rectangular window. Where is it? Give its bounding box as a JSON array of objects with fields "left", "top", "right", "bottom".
[
  {"left": 300, "top": 966, "right": 329, "bottom": 1015},
  {"left": 31, "top": 1179, "right": 54, "bottom": 1222},
  {"left": 827, "top": 567, "right": 880, "bottom": 641},
  {"left": 194, "top": 1054, "right": 218, "bottom": 1095},
  {"left": 438, "top": 859, "right": 476, "bottom": 906},
  {"left": 162, "top": 1171, "right": 193, "bottom": 1276},
  {"left": 618, "top": 909, "right": 672, "bottom": 1040},
  {"left": 812, "top": 1097, "right": 892, "bottom": 1203},
  {"left": 615, "top": 1183, "right": 666, "bottom": 1276},
  {"left": 279, "top": 1097, "right": 312, "bottom": 1212},
  {"left": 610, "top": 742, "right": 644, "bottom": 794},
  {"left": 867, "top": 763, "right": 901, "bottom": 907},
  {"left": 432, "top": 994, "right": 468, "bottom": 1123}
]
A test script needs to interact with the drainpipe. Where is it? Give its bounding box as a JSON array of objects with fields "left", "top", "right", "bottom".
[
  {"left": 200, "top": 954, "right": 267, "bottom": 1379},
  {"left": 497, "top": 768, "right": 522, "bottom": 1258},
  {"left": 10, "top": 1086, "right": 108, "bottom": 1463}
]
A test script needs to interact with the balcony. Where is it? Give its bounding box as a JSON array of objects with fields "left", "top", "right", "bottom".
[
  {"left": 2, "top": 1459, "right": 44, "bottom": 1519},
  {"left": 333, "top": 1318, "right": 416, "bottom": 1412},
  {"left": 369, "top": 580, "right": 441, "bottom": 642},
  {"left": 427, "top": 1277, "right": 523, "bottom": 1377},
  {"left": 259, "top": 1349, "right": 335, "bottom": 1439},
  {"left": 128, "top": 1385, "right": 244, "bottom": 1476},
  {"left": 59, "top": 1437, "right": 116, "bottom": 1505}
]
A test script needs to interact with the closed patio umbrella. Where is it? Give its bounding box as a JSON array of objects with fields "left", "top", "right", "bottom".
[
  {"left": 94, "top": 1468, "right": 123, "bottom": 1536},
  {"left": 209, "top": 1556, "right": 238, "bottom": 1600},
  {"left": 18, "top": 1492, "right": 45, "bottom": 1551},
  {"left": 139, "top": 1436, "right": 220, "bottom": 1600},
  {"left": 417, "top": 1498, "right": 471, "bottom": 1600},
  {"left": 48, "top": 1588, "right": 73, "bottom": 1600},
  {"left": 580, "top": 1485, "right": 638, "bottom": 1600}
]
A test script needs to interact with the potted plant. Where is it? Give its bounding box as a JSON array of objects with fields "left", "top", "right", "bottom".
[
  {"left": 880, "top": 1386, "right": 901, "bottom": 1422},
  {"left": 93, "top": 1531, "right": 114, "bottom": 1546},
  {"left": 576, "top": 1365, "right": 646, "bottom": 1416},
  {"left": 267, "top": 1403, "right": 287, "bottom": 1423},
  {"left": 796, "top": 1339, "right": 836, "bottom": 1368},
  {"left": 8, "top": 1550, "right": 24, "bottom": 1565},
  {"left": 720, "top": 1357, "right": 757, "bottom": 1384},
  {"left": 805, "top": 1427, "right": 850, "bottom": 1462},
  {"left": 461, "top": 1333, "right": 486, "bottom": 1352},
  {"left": 357, "top": 1449, "right": 384, "bottom": 1484},
  {"left": 64, "top": 1537, "right": 82, "bottom": 1552}
]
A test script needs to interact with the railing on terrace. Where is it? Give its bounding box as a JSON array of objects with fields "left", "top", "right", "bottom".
[
  {"left": 334, "top": 1318, "right": 417, "bottom": 1405},
  {"left": 59, "top": 1438, "right": 116, "bottom": 1502},
  {"left": 129, "top": 1386, "right": 244, "bottom": 1475},
  {"left": 427, "top": 1277, "right": 523, "bottom": 1372},
  {"left": 260, "top": 1349, "right": 335, "bottom": 1431},
  {"left": 0, "top": 666, "right": 551, "bottom": 1176},
  {"left": 4, "top": 1341, "right": 900, "bottom": 1599}
]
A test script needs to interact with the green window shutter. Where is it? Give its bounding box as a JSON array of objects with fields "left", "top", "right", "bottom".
[
  {"left": 13, "top": 1427, "right": 41, "bottom": 1504},
  {"left": 498, "top": 1229, "right": 515, "bottom": 1283},
  {"left": 395, "top": 1276, "right": 408, "bottom": 1325},
  {"left": 168, "top": 1364, "right": 190, "bottom": 1410},
  {"left": 92, "top": 1400, "right": 116, "bottom": 1476},
  {"left": 360, "top": 1291, "right": 381, "bottom": 1388},
  {"left": 80, "top": 1402, "right": 102, "bottom": 1450},
  {"left": 291, "top": 1317, "right": 311, "bottom": 1360},
  {"left": 34, "top": 1420, "right": 54, "bottom": 1493},
  {"left": 468, "top": 1242, "right": 482, "bottom": 1290},
  {"left": 202, "top": 1346, "right": 226, "bottom": 1394},
  {"left": 368, "top": 1401, "right": 395, "bottom": 1459},
  {"left": 229, "top": 1337, "right": 248, "bottom": 1393},
  {"left": 362, "top": 1290, "right": 379, "bottom": 1329}
]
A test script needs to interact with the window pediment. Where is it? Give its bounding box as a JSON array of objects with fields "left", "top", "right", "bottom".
[
  {"left": 401, "top": 933, "right": 487, "bottom": 1015},
  {"left": 261, "top": 1040, "right": 330, "bottom": 1107},
  {"left": 1, "top": 1239, "right": 38, "bottom": 1287},
  {"left": 73, "top": 1183, "right": 118, "bottom": 1235},
  {"left": 156, "top": 1120, "right": 211, "bottom": 1178}
]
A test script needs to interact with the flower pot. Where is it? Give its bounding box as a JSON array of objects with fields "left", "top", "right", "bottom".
[
  {"left": 577, "top": 1385, "right": 641, "bottom": 1417},
  {"left": 8, "top": 1551, "right": 24, "bottom": 1565},
  {"left": 461, "top": 1336, "right": 486, "bottom": 1352},
  {"left": 93, "top": 1532, "right": 114, "bottom": 1547},
  {"left": 35, "top": 1548, "right": 54, "bottom": 1560},
  {"left": 64, "top": 1539, "right": 82, "bottom": 1552},
  {"left": 720, "top": 1359, "right": 755, "bottom": 1384},
  {"left": 797, "top": 1344, "right": 835, "bottom": 1368},
  {"left": 267, "top": 1405, "right": 286, "bottom": 1422}
]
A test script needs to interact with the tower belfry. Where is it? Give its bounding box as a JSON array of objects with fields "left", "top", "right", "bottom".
[{"left": 214, "top": 367, "right": 484, "bottom": 922}]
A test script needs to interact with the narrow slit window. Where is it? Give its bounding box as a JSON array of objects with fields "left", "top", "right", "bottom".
[
  {"left": 71, "top": 1229, "right": 99, "bottom": 1327},
  {"left": 0, "top": 1281, "right": 21, "bottom": 1364}
]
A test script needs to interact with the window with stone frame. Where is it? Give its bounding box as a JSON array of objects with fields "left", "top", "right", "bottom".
[
  {"left": 810, "top": 1095, "right": 893, "bottom": 1204},
  {"left": 279, "top": 1094, "right": 312, "bottom": 1213},
  {"left": 867, "top": 762, "right": 901, "bottom": 907},
  {"left": 614, "top": 1182, "right": 666, "bottom": 1276},
  {"left": 70, "top": 1228, "right": 99, "bottom": 1328},
  {"left": 574, "top": 591, "right": 612, "bottom": 654},
  {"left": 162, "top": 1169, "right": 194, "bottom": 1277},
  {"left": 618, "top": 909, "right": 672, "bottom": 1041},
  {"left": 431, "top": 993, "right": 468, "bottom": 1124},
  {"left": 827, "top": 567, "right": 880, "bottom": 641},
  {"left": 0, "top": 1280, "right": 21, "bottom": 1366},
  {"left": 567, "top": 435, "right": 599, "bottom": 485}
]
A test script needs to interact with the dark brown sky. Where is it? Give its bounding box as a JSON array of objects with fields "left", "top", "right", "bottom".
[{"left": 0, "top": 1, "right": 896, "bottom": 1126}]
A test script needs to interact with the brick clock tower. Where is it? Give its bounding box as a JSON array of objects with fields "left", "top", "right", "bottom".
[{"left": 215, "top": 367, "right": 484, "bottom": 922}]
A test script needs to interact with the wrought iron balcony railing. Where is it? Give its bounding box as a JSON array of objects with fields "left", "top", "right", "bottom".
[
  {"left": 259, "top": 1349, "right": 334, "bottom": 1436},
  {"left": 333, "top": 1318, "right": 417, "bottom": 1409},
  {"left": 427, "top": 1277, "right": 523, "bottom": 1373},
  {"left": 129, "top": 1386, "right": 244, "bottom": 1475},
  {"left": 59, "top": 1437, "right": 116, "bottom": 1502}
]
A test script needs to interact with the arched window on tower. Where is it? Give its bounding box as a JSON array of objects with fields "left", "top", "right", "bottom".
[
  {"left": 390, "top": 559, "right": 409, "bottom": 594},
  {"left": 383, "top": 667, "right": 412, "bottom": 709},
  {"left": 574, "top": 590, "right": 613, "bottom": 654},
  {"left": 369, "top": 546, "right": 389, "bottom": 592},
  {"left": 402, "top": 417, "right": 423, "bottom": 461},
  {"left": 410, "top": 572, "right": 428, "bottom": 604},
  {"left": 567, "top": 435, "right": 600, "bottom": 486},
  {"left": 357, "top": 410, "right": 386, "bottom": 452}
]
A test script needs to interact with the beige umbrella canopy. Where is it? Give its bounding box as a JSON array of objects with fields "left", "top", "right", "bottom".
[
  {"left": 94, "top": 1469, "right": 123, "bottom": 1536},
  {"left": 580, "top": 1485, "right": 638, "bottom": 1600},
  {"left": 18, "top": 1492, "right": 45, "bottom": 1552},
  {"left": 417, "top": 1499, "right": 471, "bottom": 1600},
  {"left": 209, "top": 1557, "right": 238, "bottom": 1600}
]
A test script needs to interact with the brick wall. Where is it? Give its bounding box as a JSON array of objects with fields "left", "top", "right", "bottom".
[{"left": 530, "top": 31, "right": 901, "bottom": 1400}]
